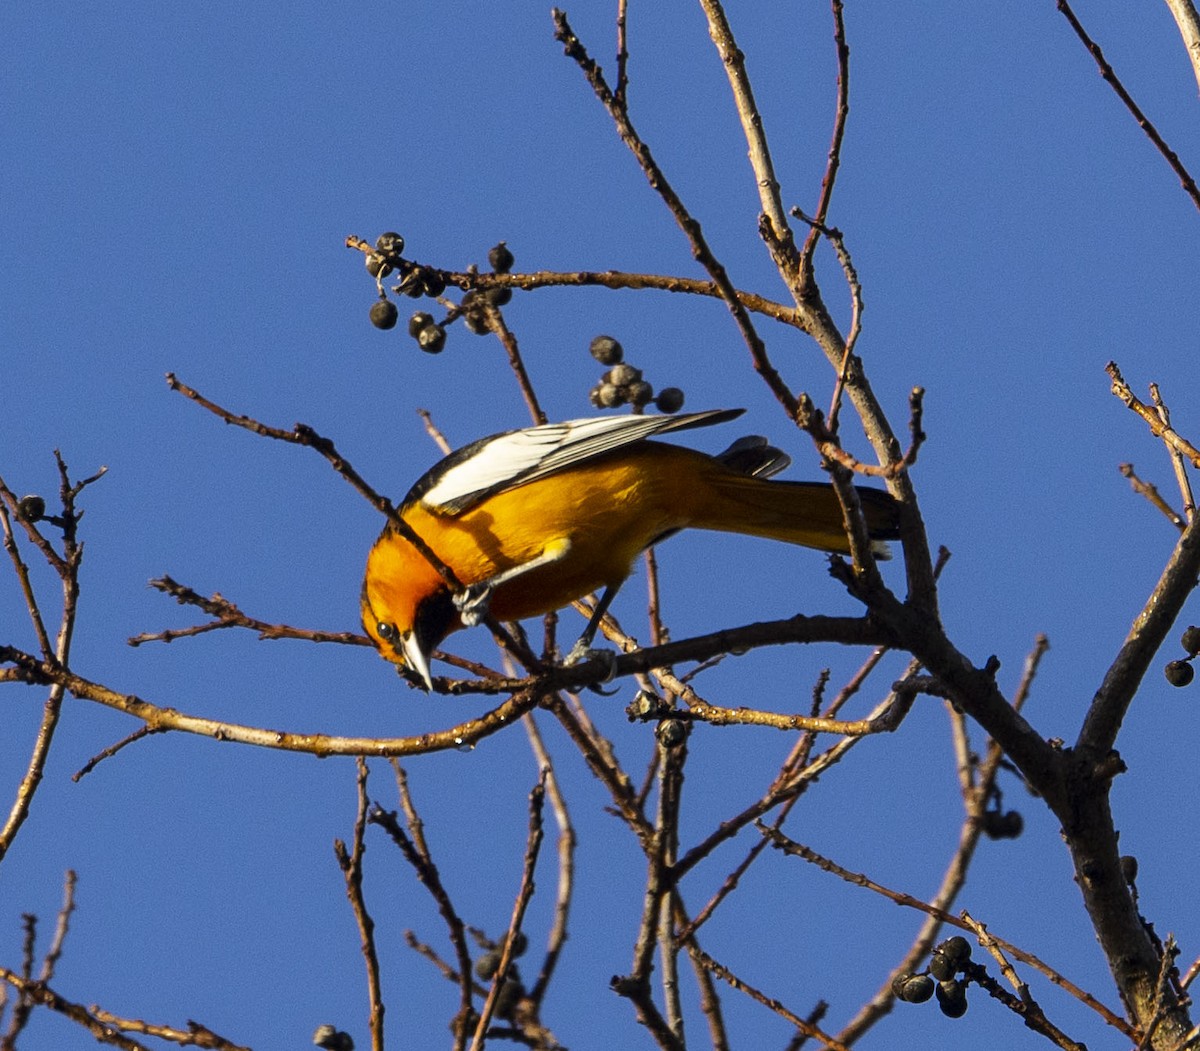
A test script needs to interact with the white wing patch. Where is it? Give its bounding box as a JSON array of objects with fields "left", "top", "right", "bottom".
[{"left": 420, "top": 410, "right": 742, "bottom": 515}]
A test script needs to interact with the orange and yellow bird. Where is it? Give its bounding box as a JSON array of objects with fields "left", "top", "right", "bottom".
[{"left": 361, "top": 409, "right": 900, "bottom": 688}]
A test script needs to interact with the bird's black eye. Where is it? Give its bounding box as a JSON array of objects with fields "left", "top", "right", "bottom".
[{"left": 376, "top": 621, "right": 396, "bottom": 641}]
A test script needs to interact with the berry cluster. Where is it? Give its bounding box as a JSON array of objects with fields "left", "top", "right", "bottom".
[
  {"left": 586, "top": 335, "right": 684, "bottom": 414},
  {"left": 366, "top": 235, "right": 517, "bottom": 357},
  {"left": 360, "top": 238, "right": 693, "bottom": 424},
  {"left": 366, "top": 231, "right": 448, "bottom": 331},
  {"left": 1165, "top": 625, "right": 1200, "bottom": 687},
  {"left": 892, "top": 935, "right": 973, "bottom": 1018},
  {"left": 471, "top": 930, "right": 529, "bottom": 1023}
]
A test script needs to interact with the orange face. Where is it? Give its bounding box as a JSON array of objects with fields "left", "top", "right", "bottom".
[{"left": 360, "top": 525, "right": 463, "bottom": 689}]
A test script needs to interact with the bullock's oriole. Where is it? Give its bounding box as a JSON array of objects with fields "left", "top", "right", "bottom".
[{"left": 361, "top": 409, "right": 900, "bottom": 689}]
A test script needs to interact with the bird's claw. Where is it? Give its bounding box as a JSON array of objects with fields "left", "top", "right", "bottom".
[
  {"left": 564, "top": 640, "right": 618, "bottom": 693},
  {"left": 454, "top": 583, "right": 493, "bottom": 627}
]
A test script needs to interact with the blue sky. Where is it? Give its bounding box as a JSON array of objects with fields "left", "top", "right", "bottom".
[{"left": 3, "top": 2, "right": 1200, "bottom": 1048}]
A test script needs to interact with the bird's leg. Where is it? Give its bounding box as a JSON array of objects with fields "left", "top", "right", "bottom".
[
  {"left": 564, "top": 583, "right": 620, "bottom": 678},
  {"left": 453, "top": 538, "right": 573, "bottom": 627}
]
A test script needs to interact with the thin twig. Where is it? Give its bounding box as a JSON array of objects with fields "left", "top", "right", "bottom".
[
  {"left": 1107, "top": 363, "right": 1200, "bottom": 468},
  {"left": 481, "top": 301, "right": 546, "bottom": 425},
  {"left": 1150, "top": 383, "right": 1196, "bottom": 519},
  {"left": 1181, "top": 953, "right": 1200, "bottom": 991},
  {"left": 128, "top": 577, "right": 367, "bottom": 648},
  {"left": 674, "top": 656, "right": 902, "bottom": 945},
  {"left": 416, "top": 408, "right": 453, "bottom": 455},
  {"left": 688, "top": 946, "right": 852, "bottom": 1051},
  {"left": 840, "top": 636, "right": 1047, "bottom": 1043},
  {"left": 86, "top": 1008, "right": 251, "bottom": 1051},
  {"left": 0, "top": 459, "right": 94, "bottom": 861},
  {"left": 72, "top": 727, "right": 161, "bottom": 782},
  {"left": 1136, "top": 935, "right": 1182, "bottom": 1051},
  {"left": 523, "top": 717, "right": 575, "bottom": 1006},
  {"left": 551, "top": 8, "right": 800, "bottom": 418},
  {"left": 656, "top": 732, "right": 686, "bottom": 1042},
  {"left": 469, "top": 773, "right": 547, "bottom": 1051},
  {"left": 1078, "top": 497, "right": 1200, "bottom": 753},
  {"left": 799, "top": 0, "right": 852, "bottom": 283},
  {"left": 1120, "top": 463, "right": 1186, "bottom": 530},
  {"left": 544, "top": 692, "right": 652, "bottom": 848},
  {"left": 697, "top": 0, "right": 798, "bottom": 269},
  {"left": 334, "top": 759, "right": 384, "bottom": 1051},
  {"left": 4, "top": 647, "right": 549, "bottom": 755},
  {"left": 0, "top": 482, "right": 54, "bottom": 657},
  {"left": 0, "top": 968, "right": 250, "bottom": 1051},
  {"left": 763, "top": 828, "right": 1134, "bottom": 1037},
  {"left": 668, "top": 894, "right": 730, "bottom": 1051},
  {"left": 790, "top": 208, "right": 863, "bottom": 432},
  {"left": 671, "top": 679, "right": 914, "bottom": 887},
  {"left": 369, "top": 801, "right": 475, "bottom": 1037},
  {"left": 1057, "top": 0, "right": 1200, "bottom": 213},
  {"left": 340, "top": 248, "right": 811, "bottom": 329},
  {"left": 959, "top": 947, "right": 1089, "bottom": 1051},
  {"left": 164, "top": 373, "right": 537, "bottom": 677},
  {"left": 615, "top": 0, "right": 630, "bottom": 107},
  {"left": 39, "top": 870, "right": 76, "bottom": 983},
  {"left": 796, "top": 386, "right": 926, "bottom": 480}
]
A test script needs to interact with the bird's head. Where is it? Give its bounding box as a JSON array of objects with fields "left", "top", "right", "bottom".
[{"left": 361, "top": 529, "right": 459, "bottom": 691}]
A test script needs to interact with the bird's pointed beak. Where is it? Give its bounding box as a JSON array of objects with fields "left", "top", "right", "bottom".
[{"left": 402, "top": 632, "right": 434, "bottom": 692}]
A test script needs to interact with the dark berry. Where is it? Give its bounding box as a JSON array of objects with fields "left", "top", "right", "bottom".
[
  {"left": 935, "top": 979, "right": 968, "bottom": 1018},
  {"left": 417, "top": 324, "right": 447, "bottom": 354},
  {"left": 312, "top": 1026, "right": 354, "bottom": 1051},
  {"left": 940, "top": 936, "right": 971, "bottom": 964},
  {"left": 494, "top": 976, "right": 524, "bottom": 1019},
  {"left": 409, "top": 312, "right": 435, "bottom": 339},
  {"left": 589, "top": 335, "right": 624, "bottom": 365},
  {"left": 627, "top": 380, "right": 654, "bottom": 408},
  {"left": 982, "top": 808, "right": 1023, "bottom": 839},
  {"left": 421, "top": 271, "right": 446, "bottom": 298},
  {"left": 369, "top": 299, "right": 398, "bottom": 330},
  {"left": 460, "top": 291, "right": 490, "bottom": 334},
  {"left": 892, "top": 973, "right": 934, "bottom": 1003},
  {"left": 999, "top": 810, "right": 1023, "bottom": 838},
  {"left": 655, "top": 718, "right": 687, "bottom": 748},
  {"left": 593, "top": 383, "right": 624, "bottom": 408},
  {"left": 655, "top": 387, "right": 685, "bottom": 413},
  {"left": 375, "top": 232, "right": 405, "bottom": 258},
  {"left": 16, "top": 495, "right": 45, "bottom": 522},
  {"left": 1165, "top": 660, "right": 1194, "bottom": 687},
  {"left": 488, "top": 242, "right": 514, "bottom": 273},
  {"left": 474, "top": 951, "right": 502, "bottom": 981},
  {"left": 606, "top": 363, "right": 640, "bottom": 387},
  {"left": 1181, "top": 626, "right": 1200, "bottom": 656},
  {"left": 364, "top": 251, "right": 392, "bottom": 279},
  {"left": 929, "top": 951, "right": 956, "bottom": 982}
]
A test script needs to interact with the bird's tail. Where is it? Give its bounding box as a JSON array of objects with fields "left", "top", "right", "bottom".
[{"left": 696, "top": 454, "right": 902, "bottom": 557}]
